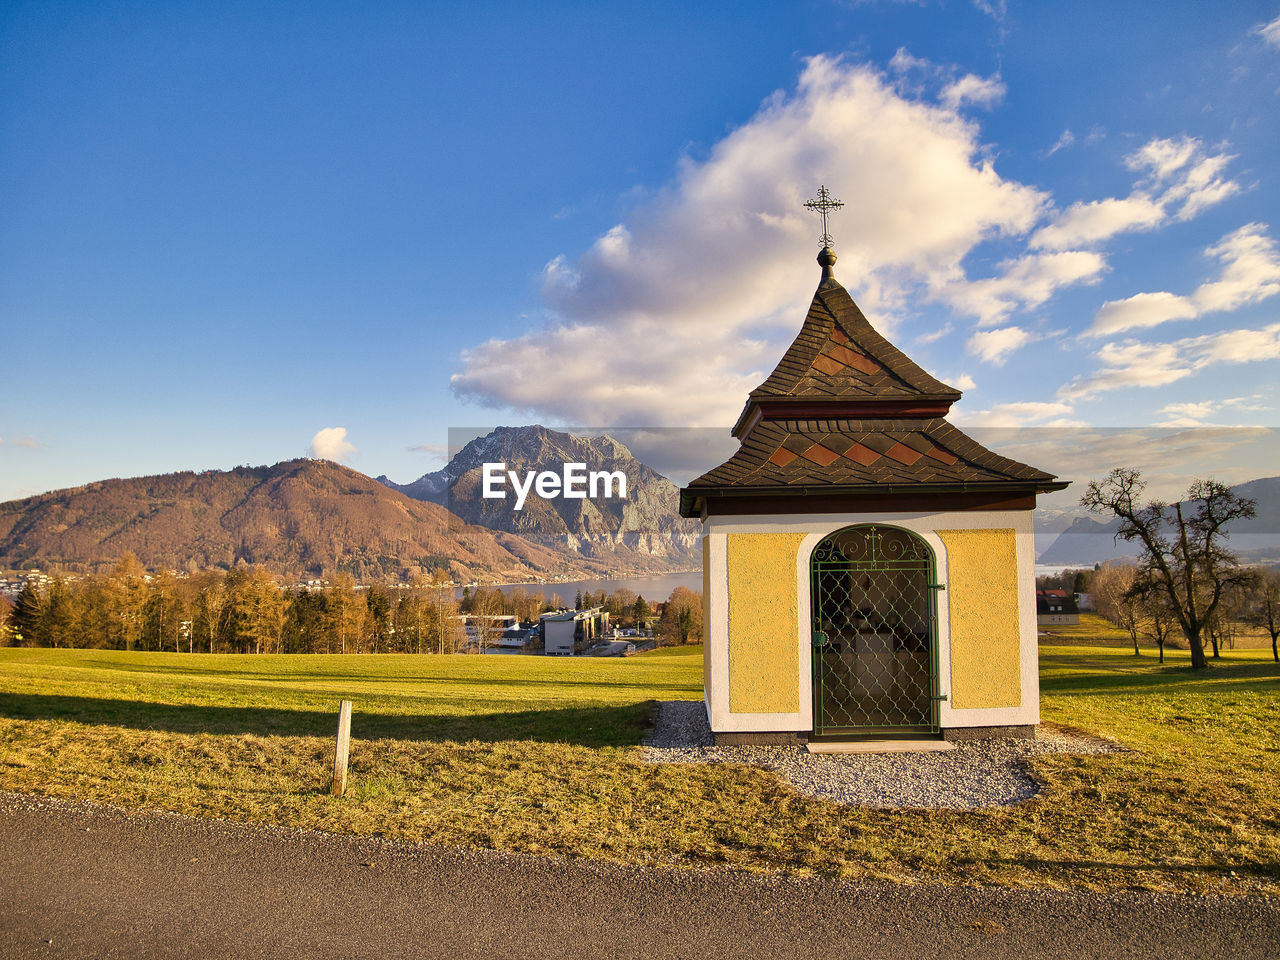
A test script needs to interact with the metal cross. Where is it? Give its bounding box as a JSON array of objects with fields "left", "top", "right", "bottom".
[{"left": 804, "top": 185, "right": 844, "bottom": 248}]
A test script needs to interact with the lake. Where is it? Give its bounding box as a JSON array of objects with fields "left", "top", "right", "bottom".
[{"left": 457, "top": 570, "right": 702, "bottom": 604}]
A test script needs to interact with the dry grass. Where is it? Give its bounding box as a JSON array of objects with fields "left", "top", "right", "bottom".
[{"left": 1, "top": 642, "right": 1277, "bottom": 895}]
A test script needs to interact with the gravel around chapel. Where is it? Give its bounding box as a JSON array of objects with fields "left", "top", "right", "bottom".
[{"left": 644, "top": 700, "right": 1129, "bottom": 811}]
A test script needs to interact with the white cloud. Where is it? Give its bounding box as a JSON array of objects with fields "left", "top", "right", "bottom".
[
  {"left": 914, "top": 321, "right": 953, "bottom": 344},
  {"left": 1256, "top": 14, "right": 1280, "bottom": 49},
  {"left": 1088, "top": 291, "right": 1198, "bottom": 338},
  {"left": 1059, "top": 322, "right": 1280, "bottom": 401},
  {"left": 453, "top": 55, "right": 1047, "bottom": 426},
  {"left": 946, "top": 250, "right": 1106, "bottom": 327},
  {"left": 888, "top": 48, "right": 1004, "bottom": 112},
  {"left": 408, "top": 442, "right": 449, "bottom": 461},
  {"left": 955, "top": 400, "right": 1075, "bottom": 428},
  {"left": 1084, "top": 223, "right": 1280, "bottom": 337},
  {"left": 1043, "top": 129, "right": 1074, "bottom": 157},
  {"left": 452, "top": 57, "right": 1257, "bottom": 429},
  {"left": 972, "top": 0, "right": 1007, "bottom": 22},
  {"left": 1031, "top": 195, "right": 1166, "bottom": 251},
  {"left": 1157, "top": 396, "right": 1272, "bottom": 428},
  {"left": 1191, "top": 223, "right": 1280, "bottom": 313},
  {"left": 309, "top": 427, "right": 357, "bottom": 462},
  {"left": 939, "top": 73, "right": 1006, "bottom": 110},
  {"left": 1031, "top": 136, "right": 1240, "bottom": 250},
  {"left": 966, "top": 325, "right": 1034, "bottom": 366},
  {"left": 1155, "top": 400, "right": 1218, "bottom": 428},
  {"left": 1126, "top": 136, "right": 1200, "bottom": 181}
]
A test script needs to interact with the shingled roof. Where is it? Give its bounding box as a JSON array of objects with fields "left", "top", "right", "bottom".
[
  {"left": 731, "top": 256, "right": 961, "bottom": 438},
  {"left": 682, "top": 248, "right": 1067, "bottom": 518}
]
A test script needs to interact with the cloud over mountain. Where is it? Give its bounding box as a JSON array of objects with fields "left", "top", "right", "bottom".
[{"left": 451, "top": 54, "right": 1049, "bottom": 426}]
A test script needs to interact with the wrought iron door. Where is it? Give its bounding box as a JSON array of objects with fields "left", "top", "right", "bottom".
[{"left": 810, "top": 525, "right": 941, "bottom": 737}]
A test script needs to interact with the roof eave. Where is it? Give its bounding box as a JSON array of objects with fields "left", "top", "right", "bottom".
[{"left": 680, "top": 478, "right": 1070, "bottom": 518}]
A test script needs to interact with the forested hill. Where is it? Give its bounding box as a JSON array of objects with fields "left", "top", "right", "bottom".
[{"left": 0, "top": 459, "right": 591, "bottom": 581}]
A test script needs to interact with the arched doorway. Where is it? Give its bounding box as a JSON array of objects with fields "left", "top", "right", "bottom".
[{"left": 810, "top": 525, "right": 941, "bottom": 737}]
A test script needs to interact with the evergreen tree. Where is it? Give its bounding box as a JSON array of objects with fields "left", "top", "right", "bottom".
[
  {"left": 632, "top": 596, "right": 651, "bottom": 630},
  {"left": 11, "top": 582, "right": 45, "bottom": 647},
  {"left": 0, "top": 595, "right": 13, "bottom": 646},
  {"left": 365, "top": 586, "right": 392, "bottom": 653},
  {"left": 43, "top": 575, "right": 75, "bottom": 648}
]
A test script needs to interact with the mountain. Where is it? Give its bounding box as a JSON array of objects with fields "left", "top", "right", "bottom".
[
  {"left": 1036, "top": 476, "right": 1280, "bottom": 567},
  {"left": 378, "top": 425, "right": 701, "bottom": 570},
  {"left": 0, "top": 458, "right": 600, "bottom": 582}
]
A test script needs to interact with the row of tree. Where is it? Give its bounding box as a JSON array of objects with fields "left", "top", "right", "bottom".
[
  {"left": 1090, "top": 560, "right": 1279, "bottom": 663},
  {"left": 1, "top": 556, "right": 463, "bottom": 655},
  {"left": 1083, "top": 469, "right": 1279, "bottom": 665},
  {"left": 0, "top": 554, "right": 706, "bottom": 653}
]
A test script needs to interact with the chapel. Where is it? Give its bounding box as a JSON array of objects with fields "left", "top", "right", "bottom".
[{"left": 679, "top": 191, "right": 1067, "bottom": 746}]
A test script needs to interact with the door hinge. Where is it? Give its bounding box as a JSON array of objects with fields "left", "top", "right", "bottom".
[
  {"left": 928, "top": 583, "right": 946, "bottom": 591},
  {"left": 931, "top": 694, "right": 949, "bottom": 701}
]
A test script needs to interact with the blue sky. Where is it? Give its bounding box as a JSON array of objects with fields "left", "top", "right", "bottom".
[{"left": 3, "top": 0, "right": 1279, "bottom": 504}]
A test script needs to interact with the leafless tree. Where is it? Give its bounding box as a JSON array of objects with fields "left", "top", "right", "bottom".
[
  {"left": 1244, "top": 567, "right": 1280, "bottom": 663},
  {"left": 1082, "top": 468, "right": 1257, "bottom": 669},
  {"left": 1137, "top": 588, "right": 1178, "bottom": 664},
  {"left": 1091, "top": 562, "right": 1142, "bottom": 655}
]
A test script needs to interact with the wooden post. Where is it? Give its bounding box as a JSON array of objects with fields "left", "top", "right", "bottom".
[{"left": 331, "top": 699, "right": 352, "bottom": 797}]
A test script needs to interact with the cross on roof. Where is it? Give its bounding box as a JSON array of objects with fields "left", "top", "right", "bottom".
[{"left": 804, "top": 185, "right": 844, "bottom": 248}]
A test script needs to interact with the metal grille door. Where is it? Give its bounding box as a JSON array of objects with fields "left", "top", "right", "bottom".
[{"left": 810, "top": 525, "right": 940, "bottom": 737}]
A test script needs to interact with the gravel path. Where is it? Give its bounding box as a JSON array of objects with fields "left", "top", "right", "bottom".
[{"left": 644, "top": 700, "right": 1127, "bottom": 810}]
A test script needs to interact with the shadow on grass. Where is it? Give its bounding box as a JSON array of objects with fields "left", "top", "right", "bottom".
[
  {"left": 53, "top": 660, "right": 696, "bottom": 695},
  {"left": 0, "top": 692, "right": 653, "bottom": 748},
  {"left": 1040, "top": 656, "right": 1280, "bottom": 696}
]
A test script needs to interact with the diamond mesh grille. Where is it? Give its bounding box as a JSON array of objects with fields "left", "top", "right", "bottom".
[{"left": 810, "top": 525, "right": 939, "bottom": 736}]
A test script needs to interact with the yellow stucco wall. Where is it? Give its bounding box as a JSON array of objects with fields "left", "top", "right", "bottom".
[
  {"left": 701, "top": 537, "right": 711, "bottom": 689},
  {"left": 726, "top": 532, "right": 806, "bottom": 714},
  {"left": 937, "top": 528, "right": 1022, "bottom": 709}
]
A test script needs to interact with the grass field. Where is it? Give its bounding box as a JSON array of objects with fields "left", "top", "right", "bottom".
[{"left": 0, "top": 641, "right": 1277, "bottom": 896}]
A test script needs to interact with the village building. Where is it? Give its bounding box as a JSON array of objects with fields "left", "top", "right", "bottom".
[
  {"left": 1036, "top": 589, "right": 1081, "bottom": 626},
  {"left": 540, "top": 607, "right": 609, "bottom": 656},
  {"left": 680, "top": 197, "right": 1067, "bottom": 747}
]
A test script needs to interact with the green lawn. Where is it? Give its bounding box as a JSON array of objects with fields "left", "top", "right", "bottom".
[
  {"left": 0, "top": 646, "right": 700, "bottom": 746},
  {"left": 1038, "top": 612, "right": 1133, "bottom": 644},
  {"left": 0, "top": 642, "right": 1276, "bottom": 896}
]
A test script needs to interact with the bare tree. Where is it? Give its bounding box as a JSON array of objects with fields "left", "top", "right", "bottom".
[
  {"left": 326, "top": 573, "right": 363, "bottom": 654},
  {"left": 470, "top": 588, "right": 505, "bottom": 653},
  {"left": 1091, "top": 562, "right": 1142, "bottom": 655},
  {"left": 192, "top": 569, "right": 227, "bottom": 654},
  {"left": 1205, "top": 580, "right": 1248, "bottom": 658},
  {"left": 425, "top": 569, "right": 461, "bottom": 654},
  {"left": 109, "top": 554, "right": 149, "bottom": 651},
  {"left": 1137, "top": 588, "right": 1177, "bottom": 664},
  {"left": 1082, "top": 468, "right": 1257, "bottom": 669},
  {"left": 1245, "top": 567, "right": 1280, "bottom": 663},
  {"left": 658, "top": 587, "right": 703, "bottom": 646},
  {"left": 506, "top": 587, "right": 541, "bottom": 624}
]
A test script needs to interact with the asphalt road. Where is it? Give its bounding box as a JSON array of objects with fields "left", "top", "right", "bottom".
[{"left": 0, "top": 792, "right": 1276, "bottom": 960}]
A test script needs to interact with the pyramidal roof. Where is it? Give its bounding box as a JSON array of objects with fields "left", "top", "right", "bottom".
[
  {"left": 731, "top": 255, "right": 961, "bottom": 438},
  {"left": 681, "top": 248, "right": 1066, "bottom": 518}
]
